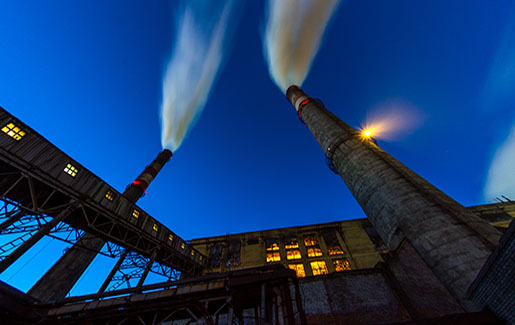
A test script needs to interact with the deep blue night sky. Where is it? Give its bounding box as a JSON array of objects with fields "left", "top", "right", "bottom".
[{"left": 1, "top": 1, "right": 514, "bottom": 294}]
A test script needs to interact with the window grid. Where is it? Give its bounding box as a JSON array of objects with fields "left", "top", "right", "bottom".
[
  {"left": 105, "top": 190, "right": 115, "bottom": 201},
  {"left": 266, "top": 252, "right": 281, "bottom": 263},
  {"left": 333, "top": 259, "right": 352, "bottom": 272},
  {"left": 2, "top": 122, "right": 26, "bottom": 141},
  {"left": 310, "top": 260, "right": 329, "bottom": 276},
  {"left": 63, "top": 163, "right": 79, "bottom": 177},
  {"left": 287, "top": 249, "right": 302, "bottom": 260},
  {"left": 288, "top": 264, "right": 306, "bottom": 278},
  {"left": 132, "top": 209, "right": 140, "bottom": 219}
]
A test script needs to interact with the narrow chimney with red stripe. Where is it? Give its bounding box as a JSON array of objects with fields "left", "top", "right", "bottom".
[{"left": 124, "top": 149, "right": 173, "bottom": 203}]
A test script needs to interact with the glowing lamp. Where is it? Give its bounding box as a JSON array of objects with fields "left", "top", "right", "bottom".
[{"left": 362, "top": 129, "right": 373, "bottom": 138}]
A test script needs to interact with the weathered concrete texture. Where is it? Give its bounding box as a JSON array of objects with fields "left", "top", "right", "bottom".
[
  {"left": 299, "top": 270, "right": 411, "bottom": 324},
  {"left": 469, "top": 220, "right": 515, "bottom": 323},
  {"left": 28, "top": 233, "right": 104, "bottom": 302},
  {"left": 385, "top": 240, "right": 464, "bottom": 318},
  {"left": 294, "top": 89, "right": 501, "bottom": 309}
]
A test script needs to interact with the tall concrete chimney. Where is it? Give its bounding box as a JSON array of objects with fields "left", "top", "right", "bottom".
[
  {"left": 286, "top": 85, "right": 501, "bottom": 309},
  {"left": 124, "top": 149, "right": 173, "bottom": 202},
  {"left": 28, "top": 149, "right": 173, "bottom": 302}
]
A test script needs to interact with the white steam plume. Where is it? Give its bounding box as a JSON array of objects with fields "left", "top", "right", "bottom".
[
  {"left": 263, "top": 0, "right": 340, "bottom": 92},
  {"left": 161, "top": 1, "right": 237, "bottom": 151},
  {"left": 484, "top": 126, "right": 515, "bottom": 201}
]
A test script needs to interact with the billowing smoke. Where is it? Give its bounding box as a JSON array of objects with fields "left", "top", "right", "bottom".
[
  {"left": 482, "top": 9, "right": 515, "bottom": 201},
  {"left": 161, "top": 1, "right": 238, "bottom": 151},
  {"left": 360, "top": 100, "right": 425, "bottom": 141},
  {"left": 263, "top": 0, "right": 340, "bottom": 92},
  {"left": 485, "top": 126, "right": 515, "bottom": 200}
]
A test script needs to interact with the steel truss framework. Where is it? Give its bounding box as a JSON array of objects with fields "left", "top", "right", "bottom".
[
  {"left": 41, "top": 265, "right": 307, "bottom": 325},
  {"left": 0, "top": 171, "right": 184, "bottom": 295},
  {"left": 0, "top": 143, "right": 204, "bottom": 279}
]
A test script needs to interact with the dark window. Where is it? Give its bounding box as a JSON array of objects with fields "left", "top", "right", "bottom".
[
  {"left": 227, "top": 242, "right": 241, "bottom": 267},
  {"left": 322, "top": 231, "right": 344, "bottom": 255},
  {"left": 208, "top": 245, "right": 223, "bottom": 268}
]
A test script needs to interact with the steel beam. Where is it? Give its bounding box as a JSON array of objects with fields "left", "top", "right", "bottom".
[{"left": 0, "top": 201, "right": 78, "bottom": 273}]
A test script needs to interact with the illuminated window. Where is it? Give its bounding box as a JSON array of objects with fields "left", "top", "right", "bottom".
[
  {"left": 266, "top": 239, "right": 280, "bottom": 251},
  {"left": 199, "top": 255, "right": 203, "bottom": 261},
  {"left": 285, "top": 237, "right": 299, "bottom": 249},
  {"left": 266, "top": 252, "right": 281, "bottom": 263},
  {"left": 132, "top": 209, "right": 140, "bottom": 219},
  {"left": 168, "top": 234, "right": 174, "bottom": 241},
  {"left": 153, "top": 223, "right": 158, "bottom": 232},
  {"left": 191, "top": 250, "right": 195, "bottom": 256},
  {"left": 323, "top": 231, "right": 344, "bottom": 255},
  {"left": 63, "top": 163, "right": 79, "bottom": 177},
  {"left": 310, "top": 261, "right": 329, "bottom": 276},
  {"left": 333, "top": 259, "right": 351, "bottom": 272},
  {"left": 105, "top": 190, "right": 115, "bottom": 201},
  {"left": 288, "top": 264, "right": 306, "bottom": 278},
  {"left": 287, "top": 249, "right": 302, "bottom": 260},
  {"left": 304, "top": 235, "right": 319, "bottom": 247},
  {"left": 307, "top": 247, "right": 323, "bottom": 257},
  {"left": 2, "top": 122, "right": 26, "bottom": 141},
  {"left": 181, "top": 243, "right": 185, "bottom": 249}
]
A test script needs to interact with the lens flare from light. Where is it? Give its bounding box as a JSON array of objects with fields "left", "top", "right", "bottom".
[
  {"left": 360, "top": 100, "right": 425, "bottom": 141},
  {"left": 362, "top": 129, "right": 373, "bottom": 138}
]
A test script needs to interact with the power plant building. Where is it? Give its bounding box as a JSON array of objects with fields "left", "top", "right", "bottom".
[{"left": 0, "top": 90, "right": 514, "bottom": 325}]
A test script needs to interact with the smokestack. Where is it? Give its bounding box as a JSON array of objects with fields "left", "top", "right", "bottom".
[
  {"left": 286, "top": 85, "right": 501, "bottom": 309},
  {"left": 124, "top": 149, "right": 173, "bottom": 203}
]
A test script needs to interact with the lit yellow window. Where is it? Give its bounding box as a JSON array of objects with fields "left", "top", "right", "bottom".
[
  {"left": 285, "top": 238, "right": 299, "bottom": 249},
  {"left": 266, "top": 242, "right": 280, "bottom": 251},
  {"left": 310, "top": 261, "right": 328, "bottom": 276},
  {"left": 266, "top": 252, "right": 281, "bottom": 262},
  {"left": 168, "top": 234, "right": 174, "bottom": 241},
  {"left": 63, "top": 163, "right": 79, "bottom": 177},
  {"left": 105, "top": 190, "right": 115, "bottom": 201},
  {"left": 333, "top": 259, "right": 351, "bottom": 272},
  {"left": 307, "top": 247, "right": 323, "bottom": 257},
  {"left": 191, "top": 250, "right": 195, "bottom": 256},
  {"left": 199, "top": 255, "right": 203, "bottom": 261},
  {"left": 2, "top": 122, "right": 26, "bottom": 141},
  {"left": 286, "top": 249, "right": 302, "bottom": 260},
  {"left": 328, "top": 246, "right": 344, "bottom": 255},
  {"left": 181, "top": 243, "right": 185, "bottom": 249},
  {"left": 304, "top": 235, "right": 319, "bottom": 247},
  {"left": 288, "top": 264, "right": 306, "bottom": 278},
  {"left": 132, "top": 209, "right": 140, "bottom": 219},
  {"left": 153, "top": 223, "right": 158, "bottom": 232}
]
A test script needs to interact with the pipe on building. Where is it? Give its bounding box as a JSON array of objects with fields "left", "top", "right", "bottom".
[{"left": 285, "top": 85, "right": 501, "bottom": 310}]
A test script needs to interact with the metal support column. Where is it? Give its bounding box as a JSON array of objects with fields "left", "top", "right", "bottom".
[
  {"left": 0, "top": 210, "right": 24, "bottom": 232},
  {"left": 97, "top": 250, "right": 128, "bottom": 294},
  {"left": 136, "top": 251, "right": 157, "bottom": 289}
]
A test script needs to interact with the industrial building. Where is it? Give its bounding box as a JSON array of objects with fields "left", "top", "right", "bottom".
[{"left": 0, "top": 85, "right": 514, "bottom": 324}]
